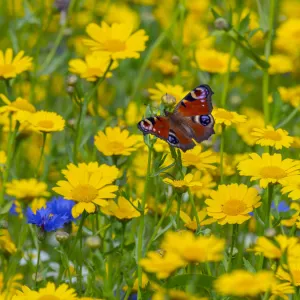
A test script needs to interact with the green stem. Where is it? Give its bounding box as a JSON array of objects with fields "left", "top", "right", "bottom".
[
  {"left": 137, "top": 146, "right": 152, "bottom": 300},
  {"left": 276, "top": 106, "right": 299, "bottom": 129},
  {"left": 188, "top": 190, "right": 201, "bottom": 233},
  {"left": 35, "top": 132, "right": 47, "bottom": 178},
  {"left": 220, "top": 124, "right": 225, "bottom": 184},
  {"left": 262, "top": 0, "right": 276, "bottom": 125},
  {"left": 265, "top": 183, "right": 274, "bottom": 228},
  {"left": 228, "top": 224, "right": 238, "bottom": 272},
  {"left": 34, "top": 243, "right": 41, "bottom": 289},
  {"left": 73, "top": 102, "right": 83, "bottom": 164},
  {"left": 176, "top": 193, "right": 182, "bottom": 227}
]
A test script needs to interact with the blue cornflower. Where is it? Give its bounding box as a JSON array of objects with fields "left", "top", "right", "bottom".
[
  {"left": 26, "top": 207, "right": 68, "bottom": 232},
  {"left": 46, "top": 196, "right": 75, "bottom": 222},
  {"left": 271, "top": 201, "right": 290, "bottom": 213},
  {"left": 9, "top": 201, "right": 19, "bottom": 216}
]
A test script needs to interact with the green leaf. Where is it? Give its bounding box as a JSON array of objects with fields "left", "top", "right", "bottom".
[
  {"left": 151, "top": 162, "right": 176, "bottom": 177},
  {"left": 243, "top": 258, "right": 256, "bottom": 273},
  {"left": 248, "top": 27, "right": 263, "bottom": 39},
  {"left": 165, "top": 274, "right": 215, "bottom": 289},
  {"left": 0, "top": 201, "right": 13, "bottom": 215},
  {"left": 239, "top": 13, "right": 250, "bottom": 34},
  {"left": 211, "top": 8, "right": 222, "bottom": 20}
]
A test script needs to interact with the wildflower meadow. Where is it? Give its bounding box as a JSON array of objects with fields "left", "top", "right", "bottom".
[{"left": 1, "top": 0, "right": 300, "bottom": 299}]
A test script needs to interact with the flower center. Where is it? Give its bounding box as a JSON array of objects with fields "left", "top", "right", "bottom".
[
  {"left": 260, "top": 166, "right": 287, "bottom": 179},
  {"left": 72, "top": 184, "right": 98, "bottom": 202},
  {"left": 104, "top": 39, "right": 126, "bottom": 52},
  {"left": 87, "top": 68, "right": 103, "bottom": 76},
  {"left": 37, "top": 120, "right": 54, "bottom": 129},
  {"left": 38, "top": 296, "right": 60, "bottom": 300},
  {"left": 264, "top": 130, "right": 282, "bottom": 141},
  {"left": 215, "top": 110, "right": 233, "bottom": 120},
  {"left": 109, "top": 141, "right": 125, "bottom": 152},
  {"left": 222, "top": 200, "right": 247, "bottom": 216},
  {"left": 0, "top": 64, "right": 15, "bottom": 76}
]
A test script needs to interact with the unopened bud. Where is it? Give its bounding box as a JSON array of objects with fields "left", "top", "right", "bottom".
[
  {"left": 265, "top": 228, "right": 276, "bottom": 238},
  {"left": 37, "top": 228, "right": 46, "bottom": 241},
  {"left": 32, "top": 272, "right": 43, "bottom": 282},
  {"left": 67, "top": 74, "right": 78, "bottom": 86},
  {"left": 162, "top": 93, "right": 176, "bottom": 107},
  {"left": 55, "top": 0, "right": 70, "bottom": 11},
  {"left": 0, "top": 220, "right": 8, "bottom": 229},
  {"left": 214, "top": 17, "right": 229, "bottom": 30},
  {"left": 171, "top": 55, "right": 180, "bottom": 65},
  {"left": 67, "top": 86, "right": 74, "bottom": 94},
  {"left": 86, "top": 236, "right": 101, "bottom": 249},
  {"left": 55, "top": 231, "right": 69, "bottom": 243},
  {"left": 202, "top": 228, "right": 211, "bottom": 236}
]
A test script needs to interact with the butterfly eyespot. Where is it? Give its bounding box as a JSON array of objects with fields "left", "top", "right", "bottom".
[
  {"left": 139, "top": 119, "right": 153, "bottom": 131},
  {"left": 191, "top": 87, "right": 209, "bottom": 100},
  {"left": 200, "top": 115, "right": 211, "bottom": 126},
  {"left": 168, "top": 133, "right": 179, "bottom": 145}
]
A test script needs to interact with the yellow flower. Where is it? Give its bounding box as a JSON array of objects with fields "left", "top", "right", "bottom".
[
  {"left": 180, "top": 209, "right": 215, "bottom": 231},
  {"left": 123, "top": 273, "right": 148, "bottom": 292},
  {"left": 281, "top": 175, "right": 300, "bottom": 201},
  {"left": 277, "top": 263, "right": 300, "bottom": 286},
  {"left": 0, "top": 229, "right": 17, "bottom": 255},
  {"left": 252, "top": 235, "right": 299, "bottom": 259},
  {"left": 0, "top": 48, "right": 32, "bottom": 79},
  {"left": 151, "top": 51, "right": 178, "bottom": 76},
  {"left": 238, "top": 153, "right": 300, "bottom": 188},
  {"left": 0, "top": 273, "right": 23, "bottom": 294},
  {"left": 189, "top": 171, "right": 216, "bottom": 199},
  {"left": 83, "top": 22, "right": 149, "bottom": 60},
  {"left": 148, "top": 83, "right": 188, "bottom": 105},
  {"left": 14, "top": 282, "right": 77, "bottom": 300},
  {"left": 140, "top": 250, "right": 185, "bottom": 279},
  {"left": 162, "top": 231, "right": 225, "bottom": 263},
  {"left": 271, "top": 282, "right": 295, "bottom": 300},
  {"left": 53, "top": 162, "right": 119, "bottom": 218},
  {"left": 278, "top": 86, "right": 300, "bottom": 109},
  {"left": 101, "top": 196, "right": 141, "bottom": 220},
  {"left": 94, "top": 127, "right": 140, "bottom": 156},
  {"left": 163, "top": 173, "right": 202, "bottom": 191},
  {"left": 291, "top": 136, "right": 300, "bottom": 148},
  {"left": 6, "top": 179, "right": 50, "bottom": 201},
  {"left": 214, "top": 270, "right": 276, "bottom": 297},
  {"left": 0, "top": 150, "right": 7, "bottom": 166},
  {"left": 268, "top": 55, "right": 293, "bottom": 74},
  {"left": 0, "top": 94, "right": 36, "bottom": 115},
  {"left": 69, "top": 53, "right": 118, "bottom": 81},
  {"left": 251, "top": 125, "right": 294, "bottom": 149},
  {"left": 205, "top": 184, "right": 261, "bottom": 225},
  {"left": 181, "top": 145, "right": 218, "bottom": 170},
  {"left": 281, "top": 0, "right": 300, "bottom": 19},
  {"left": 195, "top": 48, "right": 240, "bottom": 73},
  {"left": 213, "top": 108, "right": 247, "bottom": 126}
]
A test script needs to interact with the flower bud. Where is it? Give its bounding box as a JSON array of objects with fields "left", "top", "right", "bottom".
[
  {"left": 202, "top": 228, "right": 211, "bottom": 236},
  {"left": 37, "top": 228, "right": 46, "bottom": 241},
  {"left": 86, "top": 236, "right": 101, "bottom": 249},
  {"left": 55, "top": 231, "right": 69, "bottom": 243},
  {"left": 265, "top": 228, "right": 276, "bottom": 238},
  {"left": 55, "top": 0, "right": 70, "bottom": 11},
  {"left": 214, "top": 17, "right": 229, "bottom": 30},
  {"left": 171, "top": 55, "right": 180, "bottom": 65},
  {"left": 32, "top": 272, "right": 43, "bottom": 282},
  {"left": 67, "top": 74, "right": 78, "bottom": 86},
  {"left": 0, "top": 220, "right": 8, "bottom": 229},
  {"left": 67, "top": 86, "right": 74, "bottom": 95},
  {"left": 162, "top": 93, "right": 176, "bottom": 107}
]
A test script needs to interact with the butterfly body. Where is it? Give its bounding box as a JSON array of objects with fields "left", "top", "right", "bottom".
[{"left": 138, "top": 84, "right": 214, "bottom": 152}]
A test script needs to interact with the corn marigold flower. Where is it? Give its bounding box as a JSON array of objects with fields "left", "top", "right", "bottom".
[
  {"left": 68, "top": 53, "right": 118, "bottom": 82},
  {"left": 214, "top": 270, "right": 277, "bottom": 297},
  {"left": 268, "top": 54, "right": 293, "bottom": 74},
  {"left": 0, "top": 150, "right": 6, "bottom": 170},
  {"left": 139, "top": 250, "right": 185, "bottom": 279},
  {"left": 189, "top": 171, "right": 216, "bottom": 198},
  {"left": 83, "top": 22, "right": 148, "bottom": 60},
  {"left": 278, "top": 86, "right": 300, "bottom": 109},
  {"left": 163, "top": 173, "right": 202, "bottom": 192},
  {"left": 0, "top": 94, "right": 36, "bottom": 115},
  {"left": 14, "top": 282, "right": 77, "bottom": 300},
  {"left": 123, "top": 273, "right": 148, "bottom": 293},
  {"left": 276, "top": 263, "right": 300, "bottom": 286},
  {"left": 53, "top": 162, "right": 119, "bottom": 218},
  {"left": 101, "top": 196, "right": 141, "bottom": 220},
  {"left": 205, "top": 184, "right": 261, "bottom": 225},
  {"left": 181, "top": 145, "right": 218, "bottom": 170},
  {"left": 6, "top": 178, "right": 50, "bottom": 201},
  {"left": 213, "top": 108, "right": 247, "bottom": 126},
  {"left": 0, "top": 48, "right": 32, "bottom": 79},
  {"left": 251, "top": 125, "right": 294, "bottom": 149},
  {"left": 0, "top": 229, "right": 17, "bottom": 255},
  {"left": 148, "top": 83, "right": 188, "bottom": 104},
  {"left": 161, "top": 231, "right": 224, "bottom": 263},
  {"left": 180, "top": 209, "right": 215, "bottom": 231},
  {"left": 238, "top": 153, "right": 300, "bottom": 188},
  {"left": 271, "top": 282, "right": 295, "bottom": 300},
  {"left": 195, "top": 49, "right": 240, "bottom": 74},
  {"left": 252, "top": 235, "right": 298, "bottom": 259},
  {"left": 0, "top": 273, "right": 23, "bottom": 295},
  {"left": 94, "top": 127, "right": 140, "bottom": 156},
  {"left": 281, "top": 175, "right": 300, "bottom": 201}
]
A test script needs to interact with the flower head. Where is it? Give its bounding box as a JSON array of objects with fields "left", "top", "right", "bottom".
[
  {"left": 0, "top": 94, "right": 36, "bottom": 115},
  {"left": 26, "top": 207, "right": 68, "bottom": 232},
  {"left": 238, "top": 153, "right": 300, "bottom": 188},
  {"left": 53, "top": 162, "right": 119, "bottom": 217},
  {"left": 0, "top": 229, "right": 17, "bottom": 255},
  {"left": 69, "top": 53, "right": 118, "bottom": 81},
  {"left": 268, "top": 54, "right": 293, "bottom": 74},
  {"left": 0, "top": 49, "right": 32, "bottom": 79},
  {"left": 213, "top": 108, "right": 247, "bottom": 126},
  {"left": 189, "top": 171, "right": 216, "bottom": 199},
  {"left": 46, "top": 197, "right": 76, "bottom": 222},
  {"left": 163, "top": 173, "right": 202, "bottom": 192},
  {"left": 180, "top": 209, "right": 215, "bottom": 231},
  {"left": 281, "top": 176, "right": 300, "bottom": 201},
  {"left": 205, "top": 184, "right": 261, "bottom": 225},
  {"left": 251, "top": 125, "right": 294, "bottom": 149},
  {"left": 278, "top": 86, "right": 300, "bottom": 109},
  {"left": 83, "top": 22, "right": 148, "bottom": 60},
  {"left": 95, "top": 127, "right": 140, "bottom": 156}
]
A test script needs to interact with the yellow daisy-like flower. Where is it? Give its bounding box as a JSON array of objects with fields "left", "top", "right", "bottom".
[
  {"left": 68, "top": 53, "right": 118, "bottom": 82},
  {"left": 101, "top": 196, "right": 141, "bottom": 220},
  {"left": 163, "top": 173, "right": 202, "bottom": 191},
  {"left": 281, "top": 175, "right": 300, "bottom": 201},
  {"left": 278, "top": 86, "right": 300, "bottom": 109},
  {"left": 94, "top": 127, "right": 140, "bottom": 156},
  {"left": 213, "top": 108, "right": 247, "bottom": 126},
  {"left": 271, "top": 282, "right": 295, "bottom": 300},
  {"left": 0, "top": 48, "right": 32, "bottom": 79},
  {"left": 205, "top": 184, "right": 261, "bottom": 225},
  {"left": 268, "top": 54, "right": 293, "bottom": 74},
  {"left": 238, "top": 153, "right": 300, "bottom": 188},
  {"left": 83, "top": 22, "right": 149, "bottom": 60},
  {"left": 0, "top": 273, "right": 23, "bottom": 294},
  {"left": 214, "top": 270, "right": 276, "bottom": 297},
  {"left": 14, "top": 282, "right": 77, "bottom": 300},
  {"left": 181, "top": 145, "right": 218, "bottom": 170},
  {"left": 0, "top": 229, "right": 17, "bottom": 255},
  {"left": 251, "top": 125, "right": 294, "bottom": 149},
  {"left": 0, "top": 94, "right": 36, "bottom": 115},
  {"left": 148, "top": 83, "right": 188, "bottom": 105},
  {"left": 53, "top": 162, "right": 119, "bottom": 218},
  {"left": 180, "top": 210, "right": 216, "bottom": 231},
  {"left": 277, "top": 263, "right": 300, "bottom": 286},
  {"left": 162, "top": 231, "right": 225, "bottom": 263},
  {"left": 6, "top": 179, "right": 50, "bottom": 201},
  {"left": 252, "top": 235, "right": 299, "bottom": 259},
  {"left": 140, "top": 250, "right": 185, "bottom": 279},
  {"left": 189, "top": 171, "right": 216, "bottom": 199},
  {"left": 195, "top": 48, "right": 240, "bottom": 74},
  {"left": 0, "top": 150, "right": 7, "bottom": 166}
]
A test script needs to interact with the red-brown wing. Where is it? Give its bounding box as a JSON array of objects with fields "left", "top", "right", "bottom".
[
  {"left": 174, "top": 84, "right": 213, "bottom": 117},
  {"left": 137, "top": 116, "right": 170, "bottom": 141}
]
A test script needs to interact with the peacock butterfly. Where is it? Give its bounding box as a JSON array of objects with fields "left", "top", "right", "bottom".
[{"left": 137, "top": 84, "right": 215, "bottom": 152}]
